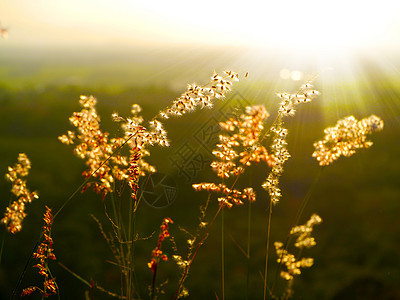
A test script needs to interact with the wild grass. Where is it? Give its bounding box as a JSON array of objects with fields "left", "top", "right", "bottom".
[{"left": 1, "top": 70, "right": 385, "bottom": 299}]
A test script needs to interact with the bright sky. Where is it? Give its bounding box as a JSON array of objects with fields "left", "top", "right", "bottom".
[
  {"left": 1, "top": 0, "right": 400, "bottom": 56},
  {"left": 1, "top": 0, "right": 400, "bottom": 120}
]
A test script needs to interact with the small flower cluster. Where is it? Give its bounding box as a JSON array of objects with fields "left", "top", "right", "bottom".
[
  {"left": 212, "top": 105, "right": 274, "bottom": 178},
  {"left": 148, "top": 217, "right": 173, "bottom": 273},
  {"left": 262, "top": 124, "right": 289, "bottom": 204},
  {"left": 159, "top": 71, "right": 239, "bottom": 119},
  {"left": 193, "top": 105, "right": 274, "bottom": 208},
  {"left": 192, "top": 183, "right": 256, "bottom": 208},
  {"left": 263, "top": 81, "right": 320, "bottom": 204},
  {"left": 172, "top": 255, "right": 189, "bottom": 270},
  {"left": 277, "top": 81, "right": 319, "bottom": 117},
  {"left": 313, "top": 115, "right": 384, "bottom": 166},
  {"left": 124, "top": 119, "right": 169, "bottom": 169},
  {"left": 59, "top": 98, "right": 164, "bottom": 199},
  {"left": 59, "top": 95, "right": 124, "bottom": 197},
  {"left": 274, "top": 242, "right": 314, "bottom": 281},
  {"left": 118, "top": 104, "right": 169, "bottom": 159},
  {"left": 22, "top": 206, "right": 57, "bottom": 297},
  {"left": 2, "top": 153, "right": 39, "bottom": 234},
  {"left": 290, "top": 213, "right": 322, "bottom": 248},
  {"left": 274, "top": 214, "right": 322, "bottom": 281},
  {"left": 113, "top": 104, "right": 169, "bottom": 201},
  {"left": 61, "top": 72, "right": 238, "bottom": 200}
]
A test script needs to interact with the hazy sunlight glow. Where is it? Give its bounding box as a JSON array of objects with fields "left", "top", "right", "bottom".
[
  {"left": 135, "top": 1, "right": 400, "bottom": 58},
  {"left": 2, "top": 0, "right": 399, "bottom": 57}
]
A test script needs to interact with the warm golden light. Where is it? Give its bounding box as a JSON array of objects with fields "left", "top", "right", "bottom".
[
  {"left": 2, "top": 0, "right": 399, "bottom": 56},
  {"left": 131, "top": 0, "right": 400, "bottom": 60}
]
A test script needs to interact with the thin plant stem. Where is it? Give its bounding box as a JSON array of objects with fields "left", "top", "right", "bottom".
[
  {"left": 109, "top": 187, "right": 127, "bottom": 299},
  {"left": 150, "top": 264, "right": 157, "bottom": 300},
  {"left": 46, "top": 262, "right": 60, "bottom": 300},
  {"left": 173, "top": 205, "right": 223, "bottom": 300},
  {"left": 131, "top": 213, "right": 140, "bottom": 299},
  {"left": 10, "top": 239, "right": 41, "bottom": 300},
  {"left": 132, "top": 198, "right": 142, "bottom": 298},
  {"left": 246, "top": 201, "right": 251, "bottom": 300},
  {"left": 263, "top": 199, "right": 273, "bottom": 300},
  {"left": 58, "top": 262, "right": 127, "bottom": 299},
  {"left": 58, "top": 262, "right": 91, "bottom": 287},
  {"left": 292, "top": 167, "right": 325, "bottom": 228},
  {"left": 119, "top": 195, "right": 127, "bottom": 299},
  {"left": 221, "top": 208, "right": 225, "bottom": 300},
  {"left": 53, "top": 134, "right": 133, "bottom": 220},
  {"left": 127, "top": 174, "right": 144, "bottom": 300},
  {"left": 127, "top": 189, "right": 133, "bottom": 300},
  {"left": 271, "top": 167, "right": 324, "bottom": 296},
  {"left": 246, "top": 169, "right": 254, "bottom": 300},
  {"left": 0, "top": 230, "right": 5, "bottom": 265},
  {"left": 117, "top": 188, "right": 128, "bottom": 297}
]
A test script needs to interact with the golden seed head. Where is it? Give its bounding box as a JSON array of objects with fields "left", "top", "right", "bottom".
[
  {"left": 313, "top": 115, "right": 384, "bottom": 166},
  {"left": 159, "top": 71, "right": 239, "bottom": 118},
  {"left": 2, "top": 154, "right": 38, "bottom": 234}
]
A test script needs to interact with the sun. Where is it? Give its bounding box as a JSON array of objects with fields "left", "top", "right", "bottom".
[
  {"left": 4, "top": 0, "right": 400, "bottom": 59},
  {"left": 133, "top": 0, "right": 400, "bottom": 59}
]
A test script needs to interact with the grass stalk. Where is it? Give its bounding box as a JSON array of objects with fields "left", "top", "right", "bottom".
[
  {"left": 246, "top": 169, "right": 254, "bottom": 300},
  {"left": 53, "top": 134, "right": 134, "bottom": 220},
  {"left": 271, "top": 167, "right": 324, "bottom": 295},
  {"left": 109, "top": 189, "right": 126, "bottom": 298},
  {"left": 150, "top": 264, "right": 157, "bottom": 300},
  {"left": 58, "top": 262, "right": 92, "bottom": 287},
  {"left": 263, "top": 199, "right": 273, "bottom": 300},
  {"left": 10, "top": 240, "right": 40, "bottom": 300},
  {"left": 127, "top": 175, "right": 143, "bottom": 299},
  {"left": 46, "top": 262, "right": 60, "bottom": 300},
  {"left": 246, "top": 201, "right": 251, "bottom": 300},
  {"left": 173, "top": 205, "right": 223, "bottom": 300},
  {"left": 127, "top": 192, "right": 133, "bottom": 300},
  {"left": 0, "top": 230, "right": 5, "bottom": 265},
  {"left": 221, "top": 208, "right": 225, "bottom": 300}
]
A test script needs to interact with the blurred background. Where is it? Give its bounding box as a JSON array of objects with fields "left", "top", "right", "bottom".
[{"left": 0, "top": 1, "right": 400, "bottom": 299}]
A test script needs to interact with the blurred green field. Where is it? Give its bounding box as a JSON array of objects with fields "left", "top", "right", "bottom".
[{"left": 0, "top": 47, "right": 400, "bottom": 299}]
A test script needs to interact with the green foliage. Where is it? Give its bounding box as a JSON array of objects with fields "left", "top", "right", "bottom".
[{"left": 0, "top": 72, "right": 399, "bottom": 299}]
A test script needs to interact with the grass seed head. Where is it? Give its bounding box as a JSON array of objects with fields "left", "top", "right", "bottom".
[
  {"left": 313, "top": 115, "right": 384, "bottom": 166},
  {"left": 2, "top": 153, "right": 38, "bottom": 234}
]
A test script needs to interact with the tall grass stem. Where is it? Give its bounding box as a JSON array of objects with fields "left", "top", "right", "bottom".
[
  {"left": 271, "top": 167, "right": 324, "bottom": 295},
  {"left": 246, "top": 201, "right": 251, "bottom": 300},
  {"left": 221, "top": 208, "right": 225, "bottom": 300},
  {"left": 173, "top": 205, "right": 223, "bottom": 300},
  {"left": 263, "top": 199, "right": 273, "bottom": 300}
]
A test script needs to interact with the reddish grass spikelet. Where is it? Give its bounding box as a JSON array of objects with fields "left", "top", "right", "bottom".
[
  {"left": 148, "top": 217, "right": 173, "bottom": 273},
  {"left": 21, "top": 287, "right": 37, "bottom": 297},
  {"left": 128, "top": 150, "right": 141, "bottom": 203},
  {"left": 22, "top": 206, "right": 58, "bottom": 298}
]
